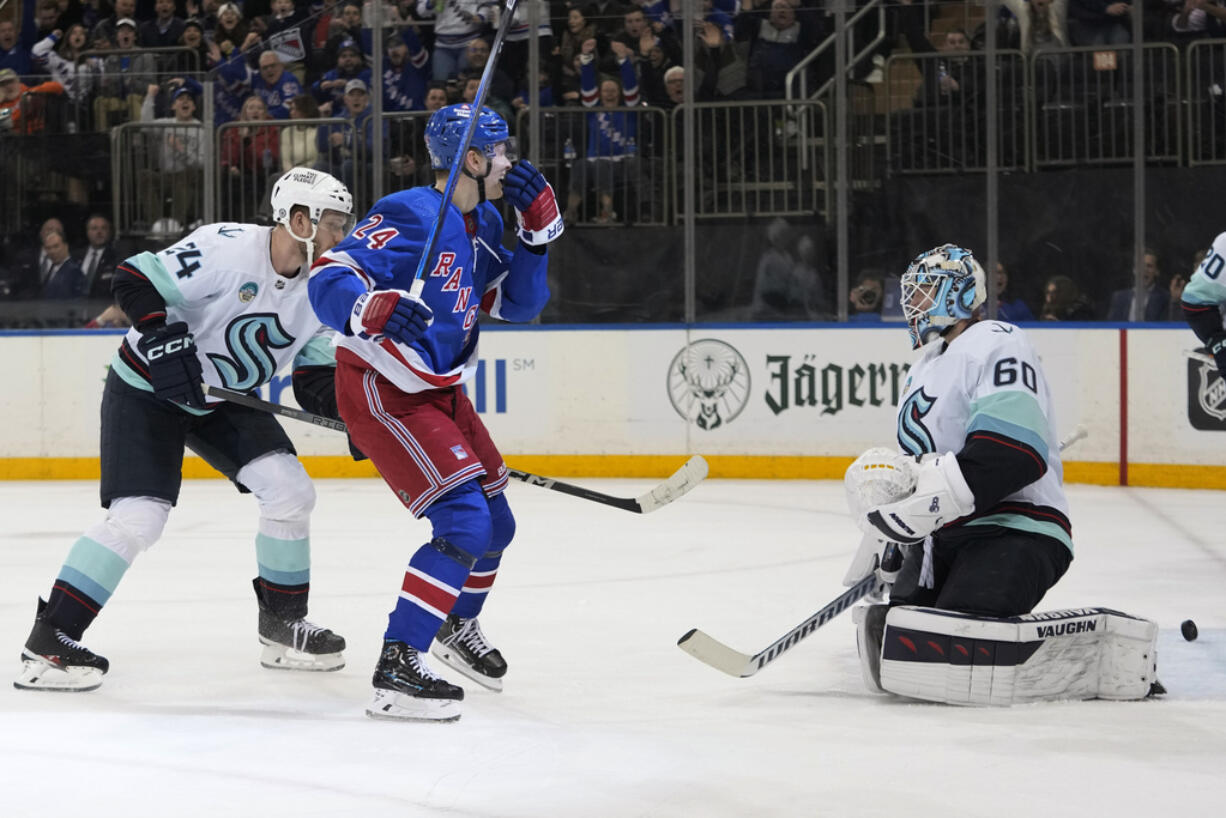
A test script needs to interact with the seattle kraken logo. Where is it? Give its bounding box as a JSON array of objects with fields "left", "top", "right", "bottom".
[
  {"left": 897, "top": 388, "right": 937, "bottom": 456},
  {"left": 207, "top": 314, "right": 295, "bottom": 391}
]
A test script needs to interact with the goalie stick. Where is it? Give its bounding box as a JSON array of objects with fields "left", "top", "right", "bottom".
[
  {"left": 677, "top": 426, "right": 1089, "bottom": 678},
  {"left": 677, "top": 572, "right": 887, "bottom": 678},
  {"left": 202, "top": 384, "right": 708, "bottom": 513}
]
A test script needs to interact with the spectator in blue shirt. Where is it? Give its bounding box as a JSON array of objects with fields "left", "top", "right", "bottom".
[
  {"left": 0, "top": 19, "right": 32, "bottom": 76},
  {"left": 252, "top": 49, "right": 305, "bottom": 119},
  {"left": 312, "top": 39, "right": 370, "bottom": 114},
  {"left": 383, "top": 29, "right": 429, "bottom": 112},
  {"left": 995, "top": 262, "right": 1036, "bottom": 322}
]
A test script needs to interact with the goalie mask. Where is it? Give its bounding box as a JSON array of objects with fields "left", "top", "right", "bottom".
[
  {"left": 270, "top": 167, "right": 354, "bottom": 267},
  {"left": 900, "top": 243, "right": 986, "bottom": 349}
]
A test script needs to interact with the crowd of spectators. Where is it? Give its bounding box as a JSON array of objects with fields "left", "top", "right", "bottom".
[{"left": 0, "top": 0, "right": 1218, "bottom": 324}]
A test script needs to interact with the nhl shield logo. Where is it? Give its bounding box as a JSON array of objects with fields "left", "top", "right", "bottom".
[{"left": 1187, "top": 358, "right": 1226, "bottom": 430}]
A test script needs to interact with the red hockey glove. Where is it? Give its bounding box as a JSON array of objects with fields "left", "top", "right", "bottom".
[
  {"left": 352, "top": 289, "right": 433, "bottom": 345},
  {"left": 502, "top": 159, "right": 564, "bottom": 246}
]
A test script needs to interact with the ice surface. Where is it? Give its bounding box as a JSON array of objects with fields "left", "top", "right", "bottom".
[{"left": 1, "top": 478, "right": 1223, "bottom": 817}]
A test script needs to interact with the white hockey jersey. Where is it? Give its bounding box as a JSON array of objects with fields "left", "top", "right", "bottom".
[
  {"left": 1181, "top": 231, "right": 1226, "bottom": 314},
  {"left": 897, "top": 320, "right": 1072, "bottom": 552},
  {"left": 110, "top": 223, "right": 334, "bottom": 413}
]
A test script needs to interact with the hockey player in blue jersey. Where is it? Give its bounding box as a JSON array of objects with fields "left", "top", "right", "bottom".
[
  {"left": 15, "top": 168, "right": 357, "bottom": 693},
  {"left": 308, "top": 103, "right": 564, "bottom": 721}
]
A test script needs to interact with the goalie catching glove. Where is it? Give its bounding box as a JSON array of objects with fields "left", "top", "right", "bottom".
[
  {"left": 502, "top": 159, "right": 563, "bottom": 246},
  {"left": 352, "top": 289, "right": 433, "bottom": 346},
  {"left": 858, "top": 452, "right": 975, "bottom": 544},
  {"left": 137, "top": 321, "right": 206, "bottom": 408}
]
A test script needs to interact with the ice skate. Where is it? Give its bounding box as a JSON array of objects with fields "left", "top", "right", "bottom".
[
  {"left": 14, "top": 599, "right": 109, "bottom": 692},
  {"left": 255, "top": 582, "right": 346, "bottom": 671},
  {"left": 367, "top": 641, "right": 464, "bottom": 722},
  {"left": 431, "top": 614, "right": 507, "bottom": 692}
]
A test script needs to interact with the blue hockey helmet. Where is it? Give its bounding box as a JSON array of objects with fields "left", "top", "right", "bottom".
[
  {"left": 424, "top": 103, "right": 511, "bottom": 170},
  {"left": 900, "top": 243, "right": 986, "bottom": 349}
]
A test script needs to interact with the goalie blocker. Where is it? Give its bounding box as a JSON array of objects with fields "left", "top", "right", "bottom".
[{"left": 857, "top": 605, "right": 1160, "bottom": 705}]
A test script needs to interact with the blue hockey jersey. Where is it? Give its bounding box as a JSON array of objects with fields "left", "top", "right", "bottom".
[{"left": 308, "top": 186, "right": 550, "bottom": 394}]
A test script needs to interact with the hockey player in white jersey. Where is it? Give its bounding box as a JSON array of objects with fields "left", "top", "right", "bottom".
[
  {"left": 843, "top": 244, "right": 1160, "bottom": 705},
  {"left": 1180, "top": 232, "right": 1226, "bottom": 378},
  {"left": 15, "top": 168, "right": 357, "bottom": 692}
]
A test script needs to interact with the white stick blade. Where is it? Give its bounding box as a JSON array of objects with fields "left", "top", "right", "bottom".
[
  {"left": 1059, "top": 425, "right": 1088, "bottom": 452},
  {"left": 676, "top": 628, "right": 754, "bottom": 678},
  {"left": 636, "top": 455, "right": 709, "bottom": 513}
]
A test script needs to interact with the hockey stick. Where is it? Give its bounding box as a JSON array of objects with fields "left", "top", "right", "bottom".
[
  {"left": 677, "top": 572, "right": 886, "bottom": 678},
  {"left": 506, "top": 455, "right": 709, "bottom": 513},
  {"left": 203, "top": 384, "right": 708, "bottom": 513},
  {"left": 678, "top": 428, "right": 1089, "bottom": 678},
  {"left": 408, "top": 0, "right": 520, "bottom": 301}
]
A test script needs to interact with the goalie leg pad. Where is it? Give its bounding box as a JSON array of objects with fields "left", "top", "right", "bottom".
[
  {"left": 853, "top": 604, "right": 889, "bottom": 694},
  {"left": 878, "top": 606, "right": 1159, "bottom": 706}
]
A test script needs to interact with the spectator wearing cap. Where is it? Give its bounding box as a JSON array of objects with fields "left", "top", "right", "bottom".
[
  {"left": 414, "top": 0, "right": 496, "bottom": 82},
  {"left": 311, "top": 38, "right": 370, "bottom": 113},
  {"left": 94, "top": 18, "right": 157, "bottom": 129},
  {"left": 139, "top": 0, "right": 187, "bottom": 49},
  {"left": 140, "top": 82, "right": 205, "bottom": 228},
  {"left": 0, "top": 65, "right": 66, "bottom": 134},
  {"left": 383, "top": 28, "right": 429, "bottom": 112},
  {"left": 213, "top": 2, "right": 260, "bottom": 60},
  {"left": 91, "top": 0, "right": 137, "bottom": 48},
  {"left": 0, "top": 18, "right": 32, "bottom": 77},
  {"left": 173, "top": 18, "right": 223, "bottom": 73},
  {"left": 315, "top": 76, "right": 386, "bottom": 193}
]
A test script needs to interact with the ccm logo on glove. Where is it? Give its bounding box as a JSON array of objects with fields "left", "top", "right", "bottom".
[{"left": 145, "top": 337, "right": 193, "bottom": 359}]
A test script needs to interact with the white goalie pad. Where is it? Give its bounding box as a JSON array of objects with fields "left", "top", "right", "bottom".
[
  {"left": 844, "top": 448, "right": 919, "bottom": 518},
  {"left": 876, "top": 606, "right": 1159, "bottom": 706}
]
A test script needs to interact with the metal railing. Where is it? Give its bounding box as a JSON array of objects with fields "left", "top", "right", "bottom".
[
  {"left": 670, "top": 99, "right": 828, "bottom": 220},
  {"left": 1029, "top": 43, "right": 1180, "bottom": 169},
  {"left": 1187, "top": 38, "right": 1226, "bottom": 166},
  {"left": 111, "top": 120, "right": 207, "bottom": 237},
  {"left": 883, "top": 48, "right": 1026, "bottom": 174},
  {"left": 216, "top": 117, "right": 364, "bottom": 225}
]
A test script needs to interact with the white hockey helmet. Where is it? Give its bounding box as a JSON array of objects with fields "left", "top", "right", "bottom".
[
  {"left": 269, "top": 167, "right": 353, "bottom": 266},
  {"left": 270, "top": 166, "right": 353, "bottom": 227}
]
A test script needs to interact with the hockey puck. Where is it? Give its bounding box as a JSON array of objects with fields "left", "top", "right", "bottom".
[{"left": 1181, "top": 619, "right": 1198, "bottom": 642}]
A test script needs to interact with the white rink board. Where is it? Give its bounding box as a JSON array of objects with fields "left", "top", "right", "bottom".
[{"left": 0, "top": 325, "right": 1221, "bottom": 465}]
